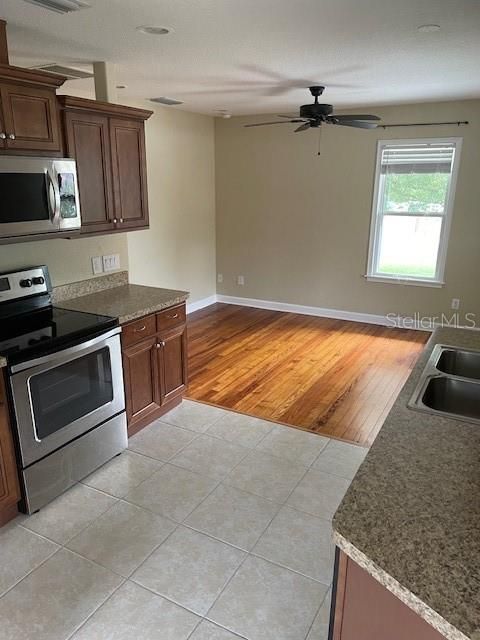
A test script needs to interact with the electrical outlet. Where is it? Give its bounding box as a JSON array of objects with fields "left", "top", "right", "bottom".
[
  {"left": 237, "top": 275, "right": 245, "bottom": 286},
  {"left": 217, "top": 273, "right": 224, "bottom": 284},
  {"left": 451, "top": 298, "right": 460, "bottom": 310},
  {"left": 102, "top": 254, "right": 120, "bottom": 272},
  {"left": 91, "top": 256, "right": 103, "bottom": 275}
]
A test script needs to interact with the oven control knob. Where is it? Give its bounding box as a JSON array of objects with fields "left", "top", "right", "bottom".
[
  {"left": 32, "top": 276, "right": 45, "bottom": 285},
  {"left": 19, "top": 279, "right": 33, "bottom": 288}
]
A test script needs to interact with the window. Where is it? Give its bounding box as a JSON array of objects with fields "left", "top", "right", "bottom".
[{"left": 367, "top": 138, "right": 462, "bottom": 286}]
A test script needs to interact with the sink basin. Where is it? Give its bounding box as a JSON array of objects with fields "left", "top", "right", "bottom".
[
  {"left": 436, "top": 348, "right": 480, "bottom": 380},
  {"left": 421, "top": 376, "right": 480, "bottom": 422}
]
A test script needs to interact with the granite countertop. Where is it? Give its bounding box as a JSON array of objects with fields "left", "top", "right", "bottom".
[
  {"left": 0, "top": 356, "right": 6, "bottom": 369},
  {"left": 57, "top": 284, "right": 189, "bottom": 324},
  {"left": 333, "top": 327, "right": 480, "bottom": 640}
]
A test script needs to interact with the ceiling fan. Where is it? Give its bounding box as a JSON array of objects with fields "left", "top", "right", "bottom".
[{"left": 245, "top": 86, "right": 380, "bottom": 132}]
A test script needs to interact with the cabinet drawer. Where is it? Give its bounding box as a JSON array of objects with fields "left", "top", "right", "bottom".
[
  {"left": 121, "top": 314, "right": 156, "bottom": 347},
  {"left": 157, "top": 304, "right": 186, "bottom": 332}
]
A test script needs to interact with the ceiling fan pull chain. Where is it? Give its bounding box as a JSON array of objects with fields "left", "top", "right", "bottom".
[{"left": 317, "top": 126, "right": 323, "bottom": 156}]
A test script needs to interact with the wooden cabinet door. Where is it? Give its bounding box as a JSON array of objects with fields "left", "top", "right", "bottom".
[
  {"left": 157, "top": 325, "right": 188, "bottom": 405},
  {"left": 0, "top": 376, "right": 20, "bottom": 526},
  {"left": 0, "top": 82, "right": 61, "bottom": 151},
  {"left": 122, "top": 336, "right": 161, "bottom": 435},
  {"left": 64, "top": 110, "right": 115, "bottom": 234},
  {"left": 332, "top": 551, "right": 446, "bottom": 640},
  {"left": 110, "top": 118, "right": 149, "bottom": 230}
]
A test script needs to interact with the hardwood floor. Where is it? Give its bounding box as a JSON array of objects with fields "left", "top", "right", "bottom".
[{"left": 187, "top": 304, "right": 429, "bottom": 447}]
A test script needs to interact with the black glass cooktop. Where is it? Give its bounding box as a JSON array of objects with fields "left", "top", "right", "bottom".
[{"left": 0, "top": 306, "right": 118, "bottom": 365}]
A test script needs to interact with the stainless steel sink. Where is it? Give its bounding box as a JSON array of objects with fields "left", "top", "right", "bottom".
[
  {"left": 408, "top": 344, "right": 480, "bottom": 424},
  {"left": 436, "top": 348, "right": 480, "bottom": 380},
  {"left": 421, "top": 376, "right": 480, "bottom": 421}
]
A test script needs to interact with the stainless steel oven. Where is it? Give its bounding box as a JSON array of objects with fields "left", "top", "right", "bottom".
[
  {"left": 0, "top": 266, "right": 127, "bottom": 513},
  {"left": 0, "top": 156, "right": 81, "bottom": 240},
  {"left": 10, "top": 328, "right": 124, "bottom": 468},
  {"left": 8, "top": 327, "right": 126, "bottom": 513}
]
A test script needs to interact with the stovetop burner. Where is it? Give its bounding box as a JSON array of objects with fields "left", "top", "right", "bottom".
[{"left": 0, "top": 266, "right": 118, "bottom": 366}]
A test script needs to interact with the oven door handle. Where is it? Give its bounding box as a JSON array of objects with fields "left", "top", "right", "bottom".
[
  {"left": 46, "top": 169, "right": 61, "bottom": 227},
  {"left": 10, "top": 327, "right": 122, "bottom": 374}
]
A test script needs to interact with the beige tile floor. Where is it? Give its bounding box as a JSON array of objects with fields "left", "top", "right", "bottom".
[{"left": 0, "top": 400, "right": 367, "bottom": 640}]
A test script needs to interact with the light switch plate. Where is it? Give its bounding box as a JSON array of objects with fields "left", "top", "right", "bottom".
[
  {"left": 103, "top": 254, "right": 120, "bottom": 272},
  {"left": 92, "top": 256, "right": 103, "bottom": 275}
]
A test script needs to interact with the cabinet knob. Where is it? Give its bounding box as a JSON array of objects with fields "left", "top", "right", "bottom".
[
  {"left": 120, "top": 218, "right": 124, "bottom": 224},
  {"left": 0, "top": 133, "right": 6, "bottom": 140},
  {"left": 156, "top": 341, "right": 166, "bottom": 349},
  {"left": 8, "top": 133, "right": 15, "bottom": 140},
  {"left": 113, "top": 218, "right": 118, "bottom": 224}
]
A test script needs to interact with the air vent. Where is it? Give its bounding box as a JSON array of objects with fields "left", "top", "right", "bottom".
[
  {"left": 150, "top": 97, "right": 184, "bottom": 106},
  {"left": 22, "top": 0, "right": 91, "bottom": 14},
  {"left": 33, "top": 64, "right": 94, "bottom": 80}
]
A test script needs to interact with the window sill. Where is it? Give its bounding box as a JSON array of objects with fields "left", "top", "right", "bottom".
[{"left": 365, "top": 275, "right": 445, "bottom": 288}]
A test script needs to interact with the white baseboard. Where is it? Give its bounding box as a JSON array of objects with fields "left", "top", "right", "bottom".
[
  {"left": 216, "top": 294, "right": 390, "bottom": 327},
  {"left": 187, "top": 295, "right": 218, "bottom": 314},
  {"left": 189, "top": 294, "right": 475, "bottom": 332}
]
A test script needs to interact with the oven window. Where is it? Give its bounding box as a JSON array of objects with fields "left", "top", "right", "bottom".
[
  {"left": 29, "top": 348, "right": 113, "bottom": 440},
  {"left": 0, "top": 174, "right": 50, "bottom": 223}
]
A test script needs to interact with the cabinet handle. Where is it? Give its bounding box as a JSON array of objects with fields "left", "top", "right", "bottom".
[
  {"left": 157, "top": 340, "right": 166, "bottom": 348},
  {"left": 113, "top": 218, "right": 118, "bottom": 224},
  {"left": 0, "top": 133, "right": 6, "bottom": 140},
  {"left": 134, "top": 325, "right": 147, "bottom": 333},
  {"left": 167, "top": 313, "right": 179, "bottom": 320},
  {"left": 8, "top": 133, "right": 15, "bottom": 140},
  {"left": 120, "top": 218, "right": 124, "bottom": 224}
]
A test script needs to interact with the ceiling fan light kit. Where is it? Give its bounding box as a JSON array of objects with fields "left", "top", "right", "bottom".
[{"left": 245, "top": 86, "right": 381, "bottom": 133}]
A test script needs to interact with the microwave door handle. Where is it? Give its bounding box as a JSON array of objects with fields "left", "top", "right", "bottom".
[{"left": 46, "top": 170, "right": 61, "bottom": 225}]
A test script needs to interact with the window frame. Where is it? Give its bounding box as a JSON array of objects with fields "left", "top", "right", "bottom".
[{"left": 366, "top": 137, "right": 463, "bottom": 287}]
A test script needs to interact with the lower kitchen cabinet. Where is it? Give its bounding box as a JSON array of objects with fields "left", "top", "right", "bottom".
[
  {"left": 158, "top": 325, "right": 188, "bottom": 405},
  {"left": 121, "top": 304, "right": 188, "bottom": 437},
  {"left": 331, "top": 549, "right": 446, "bottom": 640},
  {"left": 0, "top": 373, "right": 21, "bottom": 526}
]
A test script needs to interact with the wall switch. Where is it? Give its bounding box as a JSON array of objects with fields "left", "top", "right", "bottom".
[
  {"left": 103, "top": 254, "right": 120, "bottom": 272},
  {"left": 92, "top": 256, "right": 103, "bottom": 275},
  {"left": 237, "top": 275, "right": 245, "bottom": 286},
  {"left": 217, "top": 273, "right": 224, "bottom": 284},
  {"left": 451, "top": 298, "right": 460, "bottom": 310}
]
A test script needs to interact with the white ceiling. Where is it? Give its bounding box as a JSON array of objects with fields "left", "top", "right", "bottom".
[{"left": 1, "top": 0, "right": 480, "bottom": 115}]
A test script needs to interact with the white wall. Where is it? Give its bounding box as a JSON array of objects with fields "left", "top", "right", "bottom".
[
  {"left": 127, "top": 104, "right": 217, "bottom": 305},
  {"left": 215, "top": 99, "right": 480, "bottom": 320},
  {"left": 0, "top": 231, "right": 129, "bottom": 287}
]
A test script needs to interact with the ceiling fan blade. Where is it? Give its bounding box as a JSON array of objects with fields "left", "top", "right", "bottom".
[
  {"left": 277, "top": 114, "right": 303, "bottom": 119},
  {"left": 331, "top": 114, "right": 381, "bottom": 121},
  {"left": 295, "top": 123, "right": 311, "bottom": 132},
  {"left": 244, "top": 120, "right": 299, "bottom": 128},
  {"left": 331, "top": 120, "right": 378, "bottom": 129}
]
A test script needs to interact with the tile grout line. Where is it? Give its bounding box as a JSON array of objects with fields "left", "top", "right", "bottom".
[
  {"left": 0, "top": 542, "right": 61, "bottom": 601},
  {"left": 64, "top": 577, "right": 127, "bottom": 640},
  {"left": 303, "top": 585, "right": 332, "bottom": 640}
]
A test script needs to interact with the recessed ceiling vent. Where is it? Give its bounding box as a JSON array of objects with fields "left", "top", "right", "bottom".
[
  {"left": 150, "top": 97, "right": 183, "bottom": 106},
  {"left": 32, "top": 64, "right": 94, "bottom": 80},
  {"left": 22, "top": 0, "right": 91, "bottom": 14}
]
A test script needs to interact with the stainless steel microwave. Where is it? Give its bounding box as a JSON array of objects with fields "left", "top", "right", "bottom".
[{"left": 0, "top": 156, "right": 81, "bottom": 240}]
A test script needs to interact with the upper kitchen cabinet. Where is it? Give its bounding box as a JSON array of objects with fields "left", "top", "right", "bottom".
[
  {"left": 59, "top": 96, "right": 152, "bottom": 236},
  {"left": 0, "top": 65, "right": 65, "bottom": 153}
]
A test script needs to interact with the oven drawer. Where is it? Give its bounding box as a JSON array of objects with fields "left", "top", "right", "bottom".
[
  {"left": 157, "top": 304, "right": 186, "bottom": 332},
  {"left": 122, "top": 314, "right": 157, "bottom": 347}
]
